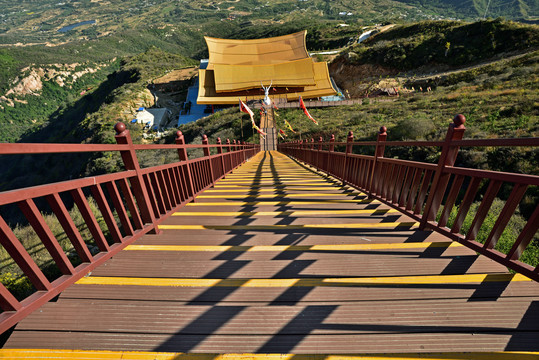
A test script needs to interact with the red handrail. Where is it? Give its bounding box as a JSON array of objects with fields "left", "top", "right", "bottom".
[
  {"left": 0, "top": 122, "right": 259, "bottom": 334},
  {"left": 279, "top": 115, "right": 539, "bottom": 281}
]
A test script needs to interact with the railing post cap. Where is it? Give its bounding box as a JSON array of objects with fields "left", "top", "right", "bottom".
[
  {"left": 217, "top": 137, "right": 222, "bottom": 143},
  {"left": 114, "top": 122, "right": 127, "bottom": 135},
  {"left": 175, "top": 130, "right": 183, "bottom": 138},
  {"left": 319, "top": 136, "right": 323, "bottom": 141},
  {"left": 202, "top": 134, "right": 208, "bottom": 140},
  {"left": 311, "top": 138, "right": 314, "bottom": 142},
  {"left": 330, "top": 134, "right": 335, "bottom": 140},
  {"left": 379, "top": 126, "right": 387, "bottom": 134},
  {"left": 226, "top": 138, "right": 230, "bottom": 144},
  {"left": 453, "top": 114, "right": 466, "bottom": 127}
]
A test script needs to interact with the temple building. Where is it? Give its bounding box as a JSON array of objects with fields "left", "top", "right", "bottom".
[{"left": 197, "top": 31, "right": 338, "bottom": 105}]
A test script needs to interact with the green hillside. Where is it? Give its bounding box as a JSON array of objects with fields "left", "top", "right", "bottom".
[
  {"left": 0, "top": 0, "right": 536, "bottom": 46},
  {"left": 342, "top": 19, "right": 539, "bottom": 70},
  {"left": 398, "top": 0, "right": 538, "bottom": 21}
]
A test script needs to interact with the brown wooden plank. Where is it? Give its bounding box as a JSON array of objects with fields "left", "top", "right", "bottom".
[
  {"left": 59, "top": 281, "right": 539, "bottom": 303},
  {"left": 5, "top": 331, "right": 539, "bottom": 353},
  {"left": 15, "top": 298, "right": 539, "bottom": 334}
]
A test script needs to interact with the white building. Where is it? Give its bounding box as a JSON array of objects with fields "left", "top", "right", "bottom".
[{"left": 132, "top": 108, "right": 171, "bottom": 130}]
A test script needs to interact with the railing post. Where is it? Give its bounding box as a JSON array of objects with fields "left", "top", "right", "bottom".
[
  {"left": 420, "top": 114, "right": 466, "bottom": 228},
  {"left": 328, "top": 134, "right": 335, "bottom": 175},
  {"left": 343, "top": 131, "right": 354, "bottom": 185},
  {"left": 217, "top": 137, "right": 226, "bottom": 179},
  {"left": 310, "top": 138, "right": 315, "bottom": 165},
  {"left": 317, "top": 136, "right": 323, "bottom": 171},
  {"left": 176, "top": 130, "right": 197, "bottom": 202},
  {"left": 114, "top": 122, "right": 160, "bottom": 234},
  {"left": 233, "top": 140, "right": 238, "bottom": 167},
  {"left": 226, "top": 139, "right": 233, "bottom": 172},
  {"left": 368, "top": 126, "right": 387, "bottom": 195},
  {"left": 202, "top": 135, "right": 215, "bottom": 187}
]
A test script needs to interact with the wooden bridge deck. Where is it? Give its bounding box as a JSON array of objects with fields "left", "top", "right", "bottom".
[{"left": 3, "top": 151, "right": 539, "bottom": 358}]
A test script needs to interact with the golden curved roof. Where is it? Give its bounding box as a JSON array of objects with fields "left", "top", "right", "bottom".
[
  {"left": 198, "top": 30, "right": 337, "bottom": 105},
  {"left": 213, "top": 58, "right": 315, "bottom": 93},
  {"left": 205, "top": 31, "right": 309, "bottom": 69},
  {"left": 197, "top": 61, "right": 337, "bottom": 105}
]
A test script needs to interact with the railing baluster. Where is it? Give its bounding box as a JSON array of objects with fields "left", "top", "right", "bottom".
[
  {"left": 226, "top": 139, "right": 233, "bottom": 173},
  {"left": 105, "top": 181, "right": 134, "bottom": 236},
  {"left": 156, "top": 171, "right": 172, "bottom": 211},
  {"left": 176, "top": 131, "right": 196, "bottom": 201},
  {"left": 118, "top": 178, "right": 144, "bottom": 230},
  {"left": 507, "top": 205, "right": 539, "bottom": 261},
  {"left": 202, "top": 135, "right": 215, "bottom": 187},
  {"left": 483, "top": 183, "right": 528, "bottom": 250},
  {"left": 369, "top": 126, "right": 387, "bottom": 195},
  {"left": 0, "top": 283, "right": 21, "bottom": 311},
  {"left": 46, "top": 193, "right": 93, "bottom": 263},
  {"left": 391, "top": 165, "right": 406, "bottom": 204},
  {"left": 90, "top": 184, "right": 123, "bottom": 243},
  {"left": 217, "top": 138, "right": 226, "bottom": 179},
  {"left": 465, "top": 179, "right": 503, "bottom": 242},
  {"left": 381, "top": 163, "right": 393, "bottom": 198},
  {"left": 148, "top": 173, "right": 166, "bottom": 215},
  {"left": 167, "top": 168, "right": 181, "bottom": 207},
  {"left": 398, "top": 167, "right": 414, "bottom": 208},
  {"left": 414, "top": 170, "right": 433, "bottom": 215},
  {"left": 0, "top": 215, "right": 51, "bottom": 290},
  {"left": 18, "top": 199, "right": 76, "bottom": 275},
  {"left": 405, "top": 168, "right": 422, "bottom": 211},
  {"left": 450, "top": 177, "right": 482, "bottom": 234},
  {"left": 438, "top": 175, "right": 465, "bottom": 228},
  {"left": 142, "top": 174, "right": 160, "bottom": 219},
  {"left": 71, "top": 188, "right": 109, "bottom": 252},
  {"left": 177, "top": 166, "right": 189, "bottom": 202}
]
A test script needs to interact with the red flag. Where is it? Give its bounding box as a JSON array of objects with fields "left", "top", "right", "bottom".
[
  {"left": 239, "top": 99, "right": 254, "bottom": 118},
  {"left": 299, "top": 96, "right": 318, "bottom": 125}
]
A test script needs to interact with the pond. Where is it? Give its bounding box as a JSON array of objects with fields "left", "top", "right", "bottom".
[{"left": 58, "top": 20, "right": 96, "bottom": 33}]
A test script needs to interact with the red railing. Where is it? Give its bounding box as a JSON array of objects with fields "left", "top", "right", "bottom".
[
  {"left": 0, "top": 122, "right": 259, "bottom": 333},
  {"left": 279, "top": 115, "right": 539, "bottom": 281}
]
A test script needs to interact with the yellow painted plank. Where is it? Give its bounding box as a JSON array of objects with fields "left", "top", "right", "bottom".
[
  {"left": 76, "top": 273, "right": 533, "bottom": 287},
  {"left": 2, "top": 350, "right": 539, "bottom": 360},
  {"left": 172, "top": 209, "right": 398, "bottom": 216},
  {"left": 213, "top": 184, "right": 340, "bottom": 188},
  {"left": 196, "top": 193, "right": 365, "bottom": 199},
  {"left": 205, "top": 187, "right": 350, "bottom": 192},
  {"left": 186, "top": 200, "right": 380, "bottom": 206},
  {"left": 159, "top": 222, "right": 418, "bottom": 230},
  {"left": 216, "top": 180, "right": 332, "bottom": 184},
  {"left": 124, "top": 242, "right": 462, "bottom": 252}
]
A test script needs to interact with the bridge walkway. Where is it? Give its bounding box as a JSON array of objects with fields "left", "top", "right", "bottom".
[{"left": 3, "top": 151, "right": 539, "bottom": 358}]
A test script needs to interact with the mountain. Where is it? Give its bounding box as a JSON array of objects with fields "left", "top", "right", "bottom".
[{"left": 0, "top": 0, "right": 536, "bottom": 46}]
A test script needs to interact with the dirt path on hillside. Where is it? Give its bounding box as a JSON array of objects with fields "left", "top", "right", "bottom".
[{"left": 397, "top": 52, "right": 531, "bottom": 83}]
